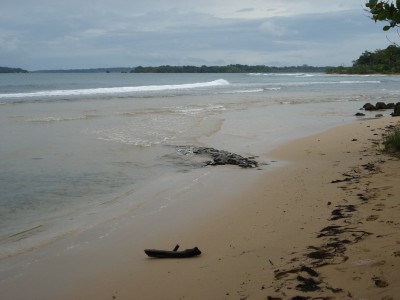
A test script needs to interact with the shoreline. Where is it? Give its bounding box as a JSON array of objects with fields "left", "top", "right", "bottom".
[
  {"left": 1, "top": 116, "right": 399, "bottom": 299},
  {"left": 117, "top": 116, "right": 400, "bottom": 299}
]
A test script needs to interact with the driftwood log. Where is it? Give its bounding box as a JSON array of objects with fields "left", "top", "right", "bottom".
[{"left": 144, "top": 244, "right": 202, "bottom": 258}]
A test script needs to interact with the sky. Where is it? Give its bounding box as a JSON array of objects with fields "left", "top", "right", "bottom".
[{"left": 0, "top": 0, "right": 398, "bottom": 70}]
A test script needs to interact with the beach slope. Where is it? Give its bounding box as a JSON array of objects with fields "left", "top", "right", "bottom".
[
  {"left": 121, "top": 117, "right": 400, "bottom": 299},
  {"left": 1, "top": 117, "right": 399, "bottom": 300}
]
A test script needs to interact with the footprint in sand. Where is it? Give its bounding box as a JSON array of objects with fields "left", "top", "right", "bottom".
[
  {"left": 366, "top": 215, "right": 379, "bottom": 221},
  {"left": 372, "top": 276, "right": 389, "bottom": 288},
  {"left": 381, "top": 185, "right": 393, "bottom": 190},
  {"left": 373, "top": 203, "right": 384, "bottom": 211}
]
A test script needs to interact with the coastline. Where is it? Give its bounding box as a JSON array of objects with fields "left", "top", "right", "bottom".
[{"left": 1, "top": 116, "right": 399, "bottom": 299}]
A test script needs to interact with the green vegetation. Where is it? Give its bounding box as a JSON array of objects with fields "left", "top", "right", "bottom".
[
  {"left": 0, "top": 67, "right": 28, "bottom": 73},
  {"left": 132, "top": 64, "right": 327, "bottom": 73},
  {"left": 326, "top": 45, "right": 400, "bottom": 74},
  {"left": 365, "top": 0, "right": 400, "bottom": 31},
  {"left": 384, "top": 127, "right": 400, "bottom": 153},
  {"left": 23, "top": 65, "right": 328, "bottom": 74},
  {"left": 328, "top": 1, "right": 400, "bottom": 74}
]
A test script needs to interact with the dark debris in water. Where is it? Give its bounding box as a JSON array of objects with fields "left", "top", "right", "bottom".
[{"left": 176, "top": 146, "right": 259, "bottom": 168}]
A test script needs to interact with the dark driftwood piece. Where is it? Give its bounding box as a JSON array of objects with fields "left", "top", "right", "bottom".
[{"left": 144, "top": 245, "right": 202, "bottom": 258}]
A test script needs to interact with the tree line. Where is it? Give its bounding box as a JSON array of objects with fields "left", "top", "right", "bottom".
[
  {"left": 0, "top": 67, "right": 28, "bottom": 73},
  {"left": 326, "top": 45, "right": 400, "bottom": 74},
  {"left": 132, "top": 64, "right": 327, "bottom": 73}
]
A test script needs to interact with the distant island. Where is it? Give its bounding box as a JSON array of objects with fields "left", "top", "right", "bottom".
[
  {"left": 326, "top": 45, "right": 400, "bottom": 74},
  {"left": 5, "top": 44, "right": 400, "bottom": 75},
  {"left": 0, "top": 66, "right": 28, "bottom": 73},
  {"left": 30, "top": 65, "right": 327, "bottom": 74},
  {"left": 131, "top": 64, "right": 327, "bottom": 73}
]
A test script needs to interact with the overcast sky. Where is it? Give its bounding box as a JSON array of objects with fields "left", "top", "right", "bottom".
[{"left": 0, "top": 0, "right": 396, "bottom": 70}]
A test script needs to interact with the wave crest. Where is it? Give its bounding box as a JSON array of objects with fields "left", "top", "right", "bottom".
[{"left": 0, "top": 79, "right": 230, "bottom": 99}]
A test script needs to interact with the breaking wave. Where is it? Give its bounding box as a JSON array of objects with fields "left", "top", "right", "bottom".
[{"left": 0, "top": 79, "right": 230, "bottom": 99}]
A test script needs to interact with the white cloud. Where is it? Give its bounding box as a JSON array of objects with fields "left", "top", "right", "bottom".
[
  {"left": 0, "top": 30, "right": 24, "bottom": 52},
  {"left": 0, "top": 0, "right": 394, "bottom": 70},
  {"left": 181, "top": 0, "right": 364, "bottom": 19},
  {"left": 259, "top": 20, "right": 289, "bottom": 36}
]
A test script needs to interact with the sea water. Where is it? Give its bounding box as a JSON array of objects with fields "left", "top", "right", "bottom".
[{"left": 1, "top": 72, "right": 399, "bottom": 259}]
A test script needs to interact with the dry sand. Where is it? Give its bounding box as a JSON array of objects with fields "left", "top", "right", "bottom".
[
  {"left": 2, "top": 117, "right": 400, "bottom": 300},
  {"left": 122, "top": 117, "right": 400, "bottom": 300}
]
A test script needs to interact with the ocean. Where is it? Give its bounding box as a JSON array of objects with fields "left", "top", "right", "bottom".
[{"left": 0, "top": 72, "right": 399, "bottom": 260}]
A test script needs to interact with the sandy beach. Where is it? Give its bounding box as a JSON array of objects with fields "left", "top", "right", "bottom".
[
  {"left": 1, "top": 116, "right": 400, "bottom": 300},
  {"left": 116, "top": 116, "right": 400, "bottom": 300}
]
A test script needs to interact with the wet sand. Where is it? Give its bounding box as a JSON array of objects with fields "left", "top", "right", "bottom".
[
  {"left": 1, "top": 117, "right": 400, "bottom": 300},
  {"left": 122, "top": 116, "right": 400, "bottom": 299}
]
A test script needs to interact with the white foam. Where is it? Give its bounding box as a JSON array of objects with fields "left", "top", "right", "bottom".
[
  {"left": 25, "top": 115, "right": 100, "bottom": 123},
  {"left": 224, "top": 88, "right": 265, "bottom": 94},
  {"left": 248, "top": 73, "right": 315, "bottom": 77},
  {"left": 280, "top": 80, "right": 381, "bottom": 87},
  {"left": 174, "top": 104, "right": 226, "bottom": 115},
  {"left": 0, "top": 79, "right": 230, "bottom": 99},
  {"left": 338, "top": 80, "right": 381, "bottom": 84}
]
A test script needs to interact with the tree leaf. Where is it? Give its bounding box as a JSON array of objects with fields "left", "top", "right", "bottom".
[{"left": 393, "top": 12, "right": 400, "bottom": 22}]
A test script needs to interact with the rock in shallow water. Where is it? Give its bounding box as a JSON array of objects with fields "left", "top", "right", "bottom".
[{"left": 178, "top": 146, "right": 258, "bottom": 168}]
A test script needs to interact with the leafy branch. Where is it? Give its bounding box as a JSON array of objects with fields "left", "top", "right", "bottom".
[{"left": 365, "top": 0, "right": 400, "bottom": 31}]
